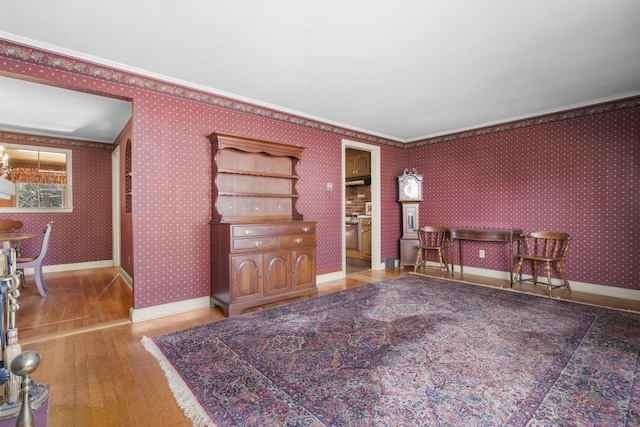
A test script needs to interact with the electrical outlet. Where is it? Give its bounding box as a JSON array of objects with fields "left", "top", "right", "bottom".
[{"left": 479, "top": 249, "right": 485, "bottom": 258}]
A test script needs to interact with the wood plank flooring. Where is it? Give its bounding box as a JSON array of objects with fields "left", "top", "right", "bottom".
[{"left": 15, "top": 266, "right": 640, "bottom": 426}]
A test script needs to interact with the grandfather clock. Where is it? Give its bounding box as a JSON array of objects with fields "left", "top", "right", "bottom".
[{"left": 398, "top": 168, "right": 423, "bottom": 266}]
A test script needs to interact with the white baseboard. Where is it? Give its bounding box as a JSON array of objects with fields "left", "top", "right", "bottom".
[
  {"left": 22, "top": 260, "right": 114, "bottom": 275},
  {"left": 118, "top": 268, "right": 133, "bottom": 289},
  {"left": 450, "top": 264, "right": 640, "bottom": 302},
  {"left": 132, "top": 273, "right": 346, "bottom": 323},
  {"left": 130, "top": 296, "right": 211, "bottom": 323},
  {"left": 317, "top": 271, "right": 345, "bottom": 284},
  {"left": 34, "top": 261, "right": 638, "bottom": 324},
  {"left": 24, "top": 260, "right": 133, "bottom": 289}
]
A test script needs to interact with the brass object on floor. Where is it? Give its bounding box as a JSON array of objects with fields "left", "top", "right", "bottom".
[{"left": 10, "top": 350, "right": 41, "bottom": 427}]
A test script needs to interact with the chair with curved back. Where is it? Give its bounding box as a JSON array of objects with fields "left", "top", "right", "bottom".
[
  {"left": 414, "top": 226, "right": 451, "bottom": 274},
  {"left": 0, "top": 219, "right": 24, "bottom": 257},
  {"left": 511, "top": 231, "right": 572, "bottom": 296},
  {"left": 16, "top": 222, "right": 53, "bottom": 298}
]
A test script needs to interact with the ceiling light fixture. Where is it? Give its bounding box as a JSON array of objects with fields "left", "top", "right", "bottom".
[{"left": 0, "top": 146, "right": 11, "bottom": 178}]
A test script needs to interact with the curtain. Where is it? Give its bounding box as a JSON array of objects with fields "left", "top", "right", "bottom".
[{"left": 9, "top": 167, "right": 67, "bottom": 185}]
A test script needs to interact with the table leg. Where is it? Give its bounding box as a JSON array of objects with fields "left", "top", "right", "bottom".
[
  {"left": 449, "top": 241, "right": 454, "bottom": 277},
  {"left": 508, "top": 237, "right": 514, "bottom": 285},
  {"left": 459, "top": 240, "right": 464, "bottom": 274}
]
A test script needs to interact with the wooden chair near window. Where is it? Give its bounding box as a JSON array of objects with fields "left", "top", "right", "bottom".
[
  {"left": 414, "top": 226, "right": 451, "bottom": 274},
  {"left": 511, "top": 231, "right": 572, "bottom": 296},
  {"left": 0, "top": 219, "right": 24, "bottom": 257},
  {"left": 16, "top": 222, "right": 53, "bottom": 298}
]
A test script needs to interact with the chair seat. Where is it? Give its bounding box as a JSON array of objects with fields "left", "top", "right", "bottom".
[
  {"left": 17, "top": 256, "right": 37, "bottom": 263},
  {"left": 519, "top": 255, "right": 558, "bottom": 262}
]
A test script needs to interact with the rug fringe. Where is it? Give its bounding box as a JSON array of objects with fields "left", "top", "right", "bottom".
[{"left": 141, "top": 336, "right": 217, "bottom": 427}]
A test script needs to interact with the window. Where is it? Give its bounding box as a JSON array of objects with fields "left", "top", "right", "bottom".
[
  {"left": 0, "top": 144, "right": 73, "bottom": 213},
  {"left": 18, "top": 183, "right": 66, "bottom": 208}
]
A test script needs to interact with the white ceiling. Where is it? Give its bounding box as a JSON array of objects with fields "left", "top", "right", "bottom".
[
  {"left": 1, "top": 0, "right": 639, "bottom": 143},
  {"left": 0, "top": 76, "right": 132, "bottom": 143}
]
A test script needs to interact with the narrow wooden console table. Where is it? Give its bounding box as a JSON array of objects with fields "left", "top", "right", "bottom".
[{"left": 450, "top": 228, "right": 522, "bottom": 283}]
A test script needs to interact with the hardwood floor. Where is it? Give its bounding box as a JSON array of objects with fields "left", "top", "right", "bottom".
[
  {"left": 17, "top": 267, "right": 132, "bottom": 344},
  {"left": 16, "top": 266, "right": 640, "bottom": 426}
]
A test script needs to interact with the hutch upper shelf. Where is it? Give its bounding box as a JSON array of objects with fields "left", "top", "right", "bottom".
[{"left": 208, "top": 132, "right": 304, "bottom": 223}]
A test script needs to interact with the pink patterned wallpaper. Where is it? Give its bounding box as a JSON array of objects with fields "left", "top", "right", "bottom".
[
  {"left": 0, "top": 39, "right": 408, "bottom": 308},
  {"left": 1, "top": 38, "right": 638, "bottom": 311},
  {"left": 410, "top": 108, "right": 639, "bottom": 289}
]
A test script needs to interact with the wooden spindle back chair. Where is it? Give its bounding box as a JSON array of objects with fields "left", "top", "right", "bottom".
[
  {"left": 414, "top": 226, "right": 451, "bottom": 273},
  {"left": 512, "top": 231, "right": 572, "bottom": 296}
]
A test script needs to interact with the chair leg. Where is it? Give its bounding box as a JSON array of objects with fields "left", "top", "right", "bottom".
[
  {"left": 545, "top": 261, "right": 553, "bottom": 296},
  {"left": 556, "top": 261, "right": 571, "bottom": 292},
  {"left": 413, "top": 249, "right": 423, "bottom": 273},
  {"left": 436, "top": 250, "right": 444, "bottom": 272},
  {"left": 512, "top": 257, "right": 523, "bottom": 288},
  {"left": 34, "top": 265, "right": 48, "bottom": 298},
  {"left": 18, "top": 270, "right": 27, "bottom": 289},
  {"left": 532, "top": 261, "right": 538, "bottom": 285},
  {"left": 440, "top": 250, "right": 449, "bottom": 272}
]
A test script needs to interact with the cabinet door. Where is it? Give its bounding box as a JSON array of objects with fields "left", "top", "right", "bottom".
[
  {"left": 345, "top": 156, "right": 357, "bottom": 178},
  {"left": 346, "top": 154, "right": 370, "bottom": 178},
  {"left": 355, "top": 154, "right": 370, "bottom": 176},
  {"left": 292, "top": 248, "right": 316, "bottom": 290},
  {"left": 263, "top": 252, "right": 291, "bottom": 297},
  {"left": 231, "top": 254, "right": 262, "bottom": 301},
  {"left": 361, "top": 219, "right": 372, "bottom": 259}
]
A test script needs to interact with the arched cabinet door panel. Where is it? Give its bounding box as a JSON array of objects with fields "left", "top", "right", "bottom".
[
  {"left": 263, "top": 252, "right": 291, "bottom": 297},
  {"left": 231, "top": 255, "right": 261, "bottom": 302},
  {"left": 292, "top": 249, "right": 316, "bottom": 291}
]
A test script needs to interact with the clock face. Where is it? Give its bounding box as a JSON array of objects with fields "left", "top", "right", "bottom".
[
  {"left": 403, "top": 177, "right": 418, "bottom": 198},
  {"left": 400, "top": 175, "right": 421, "bottom": 200}
]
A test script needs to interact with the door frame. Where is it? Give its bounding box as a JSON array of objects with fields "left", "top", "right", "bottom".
[{"left": 342, "top": 139, "right": 383, "bottom": 272}]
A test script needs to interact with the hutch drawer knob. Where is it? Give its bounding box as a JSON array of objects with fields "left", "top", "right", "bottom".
[
  {"left": 253, "top": 241, "right": 262, "bottom": 247},
  {"left": 302, "top": 227, "right": 310, "bottom": 232},
  {"left": 243, "top": 229, "right": 253, "bottom": 235},
  {"left": 294, "top": 238, "right": 303, "bottom": 244}
]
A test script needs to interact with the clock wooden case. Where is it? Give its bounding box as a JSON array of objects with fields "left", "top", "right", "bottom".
[
  {"left": 208, "top": 132, "right": 318, "bottom": 317},
  {"left": 398, "top": 168, "right": 423, "bottom": 266}
]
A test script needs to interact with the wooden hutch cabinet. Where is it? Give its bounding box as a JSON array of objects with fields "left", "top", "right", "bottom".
[{"left": 208, "top": 132, "right": 317, "bottom": 317}]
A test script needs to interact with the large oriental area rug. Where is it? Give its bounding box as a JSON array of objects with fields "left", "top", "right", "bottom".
[{"left": 143, "top": 275, "right": 640, "bottom": 426}]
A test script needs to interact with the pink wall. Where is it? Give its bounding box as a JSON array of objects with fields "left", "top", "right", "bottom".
[
  {"left": 1, "top": 38, "right": 638, "bottom": 311},
  {"left": 409, "top": 105, "right": 639, "bottom": 289}
]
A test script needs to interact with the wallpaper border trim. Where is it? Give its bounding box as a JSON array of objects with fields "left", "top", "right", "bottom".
[
  {"left": 0, "top": 130, "right": 115, "bottom": 150},
  {"left": 407, "top": 96, "right": 640, "bottom": 148}
]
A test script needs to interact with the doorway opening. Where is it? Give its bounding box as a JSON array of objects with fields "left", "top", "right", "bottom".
[{"left": 342, "top": 140, "right": 382, "bottom": 275}]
